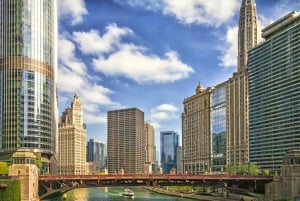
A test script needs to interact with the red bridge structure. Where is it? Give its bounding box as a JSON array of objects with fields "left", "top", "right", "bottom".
[{"left": 39, "top": 174, "right": 273, "bottom": 199}]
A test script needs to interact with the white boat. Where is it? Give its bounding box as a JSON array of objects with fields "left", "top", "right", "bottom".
[{"left": 122, "top": 188, "right": 135, "bottom": 197}]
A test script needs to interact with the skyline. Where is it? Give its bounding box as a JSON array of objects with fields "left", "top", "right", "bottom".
[{"left": 57, "top": 0, "right": 300, "bottom": 146}]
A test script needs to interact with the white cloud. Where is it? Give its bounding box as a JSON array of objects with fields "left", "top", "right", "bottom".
[
  {"left": 57, "top": 36, "right": 121, "bottom": 125},
  {"left": 58, "top": 0, "right": 88, "bottom": 25},
  {"left": 218, "top": 26, "right": 238, "bottom": 68},
  {"left": 58, "top": 37, "right": 86, "bottom": 75},
  {"left": 114, "top": 0, "right": 240, "bottom": 26},
  {"left": 150, "top": 104, "right": 179, "bottom": 121},
  {"left": 93, "top": 44, "right": 194, "bottom": 84},
  {"left": 72, "top": 24, "right": 133, "bottom": 55}
]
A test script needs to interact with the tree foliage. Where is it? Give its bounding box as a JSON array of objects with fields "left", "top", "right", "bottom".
[
  {"left": 0, "top": 162, "right": 9, "bottom": 175},
  {"left": 226, "top": 162, "right": 262, "bottom": 175}
]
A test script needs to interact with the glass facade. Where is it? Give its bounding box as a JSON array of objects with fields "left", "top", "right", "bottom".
[
  {"left": 248, "top": 13, "right": 300, "bottom": 174},
  {"left": 160, "top": 131, "right": 178, "bottom": 174},
  {"left": 87, "top": 139, "right": 107, "bottom": 169},
  {"left": 0, "top": 0, "right": 57, "bottom": 163},
  {"left": 210, "top": 82, "right": 226, "bottom": 172}
]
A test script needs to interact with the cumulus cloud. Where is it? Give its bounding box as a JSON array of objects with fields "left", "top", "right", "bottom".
[
  {"left": 57, "top": 0, "right": 88, "bottom": 25},
  {"left": 92, "top": 44, "right": 194, "bottom": 84},
  {"left": 114, "top": 0, "right": 240, "bottom": 26},
  {"left": 57, "top": 36, "right": 120, "bottom": 124},
  {"left": 71, "top": 24, "right": 194, "bottom": 84},
  {"left": 150, "top": 104, "right": 179, "bottom": 121},
  {"left": 58, "top": 37, "right": 86, "bottom": 75},
  {"left": 218, "top": 26, "right": 238, "bottom": 68},
  {"left": 72, "top": 24, "right": 133, "bottom": 55}
]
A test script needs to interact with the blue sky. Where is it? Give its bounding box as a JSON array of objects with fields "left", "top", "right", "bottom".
[{"left": 56, "top": 0, "right": 300, "bottom": 147}]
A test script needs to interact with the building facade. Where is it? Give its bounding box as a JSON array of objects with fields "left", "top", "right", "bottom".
[
  {"left": 226, "top": 0, "right": 258, "bottom": 167},
  {"left": 87, "top": 139, "right": 107, "bottom": 170},
  {"left": 248, "top": 12, "right": 300, "bottom": 173},
  {"left": 144, "top": 122, "right": 156, "bottom": 164},
  {"left": 182, "top": 83, "right": 211, "bottom": 174},
  {"left": 58, "top": 94, "right": 86, "bottom": 175},
  {"left": 210, "top": 82, "right": 227, "bottom": 172},
  {"left": 0, "top": 0, "right": 58, "bottom": 172},
  {"left": 107, "top": 108, "right": 145, "bottom": 174},
  {"left": 160, "top": 131, "right": 178, "bottom": 174}
]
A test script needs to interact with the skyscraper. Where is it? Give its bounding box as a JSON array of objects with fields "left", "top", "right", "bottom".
[
  {"left": 107, "top": 108, "right": 145, "bottom": 174},
  {"left": 144, "top": 122, "right": 156, "bottom": 164},
  {"left": 87, "top": 139, "right": 107, "bottom": 170},
  {"left": 248, "top": 11, "right": 300, "bottom": 173},
  {"left": 160, "top": 131, "right": 178, "bottom": 174},
  {"left": 237, "top": 0, "right": 258, "bottom": 71},
  {"left": 182, "top": 83, "right": 211, "bottom": 174},
  {"left": 210, "top": 82, "right": 227, "bottom": 172},
  {"left": 226, "top": 0, "right": 258, "bottom": 167},
  {"left": 0, "top": 0, "right": 58, "bottom": 172},
  {"left": 58, "top": 94, "right": 86, "bottom": 175}
]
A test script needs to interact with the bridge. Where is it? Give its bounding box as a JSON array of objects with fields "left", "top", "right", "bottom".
[{"left": 39, "top": 174, "right": 273, "bottom": 199}]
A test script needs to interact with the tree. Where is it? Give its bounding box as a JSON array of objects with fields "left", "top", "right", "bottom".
[
  {"left": 0, "top": 162, "right": 9, "bottom": 175},
  {"left": 248, "top": 162, "right": 261, "bottom": 175}
]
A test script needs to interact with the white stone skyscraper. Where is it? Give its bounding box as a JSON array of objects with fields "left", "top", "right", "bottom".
[{"left": 58, "top": 94, "right": 86, "bottom": 175}]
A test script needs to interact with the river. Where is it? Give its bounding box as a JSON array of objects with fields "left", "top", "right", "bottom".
[{"left": 44, "top": 186, "right": 198, "bottom": 201}]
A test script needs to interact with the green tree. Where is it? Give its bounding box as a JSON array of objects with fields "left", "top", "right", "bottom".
[
  {"left": 263, "top": 169, "right": 270, "bottom": 176},
  {"left": 0, "top": 162, "right": 9, "bottom": 175},
  {"left": 248, "top": 162, "right": 261, "bottom": 175}
]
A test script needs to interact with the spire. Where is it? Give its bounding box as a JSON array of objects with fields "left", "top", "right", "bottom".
[{"left": 238, "top": 0, "right": 258, "bottom": 70}]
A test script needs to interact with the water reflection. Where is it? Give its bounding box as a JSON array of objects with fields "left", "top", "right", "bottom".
[{"left": 44, "top": 186, "right": 196, "bottom": 201}]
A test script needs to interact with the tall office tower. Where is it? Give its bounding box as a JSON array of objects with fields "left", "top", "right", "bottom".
[
  {"left": 107, "top": 108, "right": 145, "bottom": 174},
  {"left": 226, "top": 0, "right": 258, "bottom": 167},
  {"left": 176, "top": 146, "right": 183, "bottom": 174},
  {"left": 144, "top": 122, "right": 156, "bottom": 164},
  {"left": 248, "top": 12, "right": 300, "bottom": 174},
  {"left": 182, "top": 83, "right": 211, "bottom": 174},
  {"left": 210, "top": 82, "right": 227, "bottom": 172},
  {"left": 0, "top": 0, "right": 58, "bottom": 170},
  {"left": 237, "top": 0, "right": 258, "bottom": 71},
  {"left": 87, "top": 139, "right": 107, "bottom": 170},
  {"left": 160, "top": 131, "right": 178, "bottom": 174},
  {"left": 58, "top": 94, "right": 86, "bottom": 175}
]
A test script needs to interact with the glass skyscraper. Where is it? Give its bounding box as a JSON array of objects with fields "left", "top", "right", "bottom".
[
  {"left": 210, "top": 82, "right": 226, "bottom": 172},
  {"left": 87, "top": 139, "right": 107, "bottom": 169},
  {"left": 0, "top": 0, "right": 57, "bottom": 171},
  {"left": 248, "top": 12, "right": 300, "bottom": 173},
  {"left": 160, "top": 131, "right": 178, "bottom": 174}
]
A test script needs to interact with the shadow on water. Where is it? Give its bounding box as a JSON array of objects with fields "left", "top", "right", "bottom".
[{"left": 43, "top": 186, "right": 197, "bottom": 201}]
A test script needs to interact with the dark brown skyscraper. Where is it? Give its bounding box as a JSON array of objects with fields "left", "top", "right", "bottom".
[{"left": 107, "top": 108, "right": 145, "bottom": 174}]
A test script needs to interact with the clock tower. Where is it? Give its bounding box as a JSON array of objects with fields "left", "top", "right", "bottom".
[{"left": 58, "top": 93, "right": 87, "bottom": 175}]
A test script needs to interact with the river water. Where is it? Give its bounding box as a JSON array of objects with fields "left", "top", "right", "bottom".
[{"left": 44, "top": 186, "right": 198, "bottom": 201}]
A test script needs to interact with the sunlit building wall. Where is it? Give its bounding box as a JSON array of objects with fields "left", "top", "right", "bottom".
[
  {"left": 226, "top": 0, "right": 258, "bottom": 167},
  {"left": 248, "top": 12, "right": 300, "bottom": 173},
  {"left": 160, "top": 131, "right": 178, "bottom": 174},
  {"left": 58, "top": 94, "right": 86, "bottom": 175},
  {"left": 210, "top": 82, "right": 227, "bottom": 172},
  {"left": 107, "top": 108, "right": 145, "bottom": 174},
  {"left": 182, "top": 83, "right": 211, "bottom": 174},
  {"left": 0, "top": 0, "right": 58, "bottom": 173},
  {"left": 144, "top": 122, "right": 156, "bottom": 164}
]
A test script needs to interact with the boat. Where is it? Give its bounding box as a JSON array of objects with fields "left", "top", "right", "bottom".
[{"left": 122, "top": 188, "right": 135, "bottom": 197}]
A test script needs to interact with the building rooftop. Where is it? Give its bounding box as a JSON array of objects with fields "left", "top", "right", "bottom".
[{"left": 262, "top": 11, "right": 299, "bottom": 39}]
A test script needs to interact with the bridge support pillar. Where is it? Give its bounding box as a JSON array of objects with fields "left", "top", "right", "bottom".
[{"left": 9, "top": 149, "right": 39, "bottom": 201}]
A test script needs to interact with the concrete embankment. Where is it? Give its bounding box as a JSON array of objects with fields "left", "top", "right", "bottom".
[{"left": 144, "top": 186, "right": 240, "bottom": 201}]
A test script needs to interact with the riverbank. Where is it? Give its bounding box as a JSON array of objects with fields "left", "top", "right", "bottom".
[{"left": 144, "top": 186, "right": 240, "bottom": 201}]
